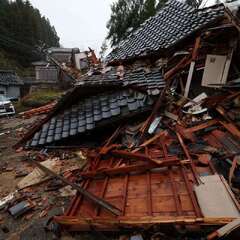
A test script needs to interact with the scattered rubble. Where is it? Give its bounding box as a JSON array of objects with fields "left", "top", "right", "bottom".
[{"left": 1, "top": 0, "right": 240, "bottom": 239}]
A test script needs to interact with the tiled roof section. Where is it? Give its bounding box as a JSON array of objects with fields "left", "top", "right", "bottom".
[
  {"left": 107, "top": 0, "right": 225, "bottom": 62},
  {"left": 27, "top": 89, "right": 153, "bottom": 147},
  {"left": 76, "top": 67, "right": 165, "bottom": 95},
  {"left": 0, "top": 70, "right": 23, "bottom": 86}
]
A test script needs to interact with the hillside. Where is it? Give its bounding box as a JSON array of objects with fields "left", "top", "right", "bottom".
[{"left": 0, "top": 0, "right": 60, "bottom": 69}]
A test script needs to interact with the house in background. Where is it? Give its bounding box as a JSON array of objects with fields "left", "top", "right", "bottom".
[
  {"left": 47, "top": 47, "right": 79, "bottom": 65},
  {"left": 32, "top": 61, "right": 72, "bottom": 85},
  {"left": 31, "top": 47, "right": 99, "bottom": 90},
  {"left": 47, "top": 47, "right": 99, "bottom": 70},
  {"left": 0, "top": 70, "right": 23, "bottom": 100}
]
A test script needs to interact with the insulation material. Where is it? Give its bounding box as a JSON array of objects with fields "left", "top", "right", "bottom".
[{"left": 194, "top": 174, "right": 240, "bottom": 218}]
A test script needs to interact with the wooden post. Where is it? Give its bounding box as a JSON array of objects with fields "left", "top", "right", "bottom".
[
  {"left": 184, "top": 37, "right": 201, "bottom": 98},
  {"left": 184, "top": 61, "right": 195, "bottom": 98}
]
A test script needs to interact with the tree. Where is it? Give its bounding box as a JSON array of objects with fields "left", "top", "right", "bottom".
[
  {"left": 0, "top": 0, "right": 60, "bottom": 66},
  {"left": 142, "top": 0, "right": 157, "bottom": 20},
  {"left": 106, "top": 0, "right": 167, "bottom": 47},
  {"left": 107, "top": 0, "right": 142, "bottom": 47},
  {"left": 185, "top": 0, "right": 203, "bottom": 8}
]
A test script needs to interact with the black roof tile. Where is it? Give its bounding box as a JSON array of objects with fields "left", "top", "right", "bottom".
[
  {"left": 27, "top": 89, "right": 153, "bottom": 147},
  {"left": 106, "top": 0, "right": 225, "bottom": 62},
  {"left": 76, "top": 67, "right": 165, "bottom": 95}
]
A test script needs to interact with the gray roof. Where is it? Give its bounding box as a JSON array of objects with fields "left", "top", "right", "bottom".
[
  {"left": 32, "top": 61, "right": 49, "bottom": 66},
  {"left": 24, "top": 66, "right": 165, "bottom": 147},
  {"left": 0, "top": 70, "right": 23, "bottom": 86},
  {"left": 27, "top": 89, "right": 153, "bottom": 147},
  {"left": 76, "top": 67, "right": 165, "bottom": 95},
  {"left": 107, "top": 0, "right": 225, "bottom": 62}
]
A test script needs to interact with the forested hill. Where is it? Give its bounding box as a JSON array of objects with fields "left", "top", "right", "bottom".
[{"left": 0, "top": 0, "right": 60, "bottom": 68}]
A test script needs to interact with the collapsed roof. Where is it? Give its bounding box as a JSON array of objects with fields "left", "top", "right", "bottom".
[
  {"left": 26, "top": 89, "right": 154, "bottom": 147},
  {"left": 18, "top": 0, "right": 237, "bottom": 149},
  {"left": 107, "top": 0, "right": 225, "bottom": 62},
  {"left": 76, "top": 67, "right": 165, "bottom": 95}
]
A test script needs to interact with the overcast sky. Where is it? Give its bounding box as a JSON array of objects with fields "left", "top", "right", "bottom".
[
  {"left": 29, "top": 0, "right": 114, "bottom": 54},
  {"left": 28, "top": 0, "right": 226, "bottom": 56}
]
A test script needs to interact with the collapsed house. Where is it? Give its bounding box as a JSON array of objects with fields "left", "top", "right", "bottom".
[{"left": 16, "top": 0, "right": 240, "bottom": 235}]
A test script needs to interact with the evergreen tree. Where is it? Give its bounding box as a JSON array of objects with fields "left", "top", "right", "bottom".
[
  {"left": 142, "top": 0, "right": 157, "bottom": 20},
  {"left": 185, "top": 0, "right": 203, "bottom": 8},
  {"left": 0, "top": 0, "right": 60, "bottom": 66}
]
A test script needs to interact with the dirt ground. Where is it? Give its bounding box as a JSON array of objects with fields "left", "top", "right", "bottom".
[{"left": 0, "top": 116, "right": 102, "bottom": 240}]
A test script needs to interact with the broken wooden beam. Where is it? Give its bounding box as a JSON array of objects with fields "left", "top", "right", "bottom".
[
  {"left": 164, "top": 55, "right": 191, "bottom": 80},
  {"left": 176, "top": 132, "right": 200, "bottom": 184},
  {"left": 111, "top": 149, "right": 181, "bottom": 165},
  {"left": 132, "top": 130, "right": 168, "bottom": 153},
  {"left": 219, "top": 121, "right": 240, "bottom": 139},
  {"left": 80, "top": 158, "right": 189, "bottom": 179},
  {"left": 176, "top": 119, "right": 218, "bottom": 141}
]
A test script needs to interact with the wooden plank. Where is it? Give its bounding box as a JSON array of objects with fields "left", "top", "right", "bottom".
[
  {"left": 80, "top": 158, "right": 189, "bottom": 179},
  {"left": 147, "top": 171, "right": 153, "bottom": 216},
  {"left": 121, "top": 174, "right": 129, "bottom": 215},
  {"left": 125, "top": 198, "right": 148, "bottom": 216},
  {"left": 54, "top": 215, "right": 203, "bottom": 226},
  {"left": 176, "top": 132, "right": 199, "bottom": 184},
  {"left": 160, "top": 141, "right": 168, "bottom": 161},
  {"left": 219, "top": 121, "right": 240, "bottom": 139},
  {"left": 182, "top": 120, "right": 218, "bottom": 135},
  {"left": 151, "top": 195, "right": 176, "bottom": 213},
  {"left": 132, "top": 130, "right": 168, "bottom": 153},
  {"left": 69, "top": 180, "right": 90, "bottom": 216},
  {"left": 95, "top": 177, "right": 109, "bottom": 216},
  {"left": 164, "top": 55, "right": 191, "bottom": 80},
  {"left": 184, "top": 61, "right": 195, "bottom": 98},
  {"left": 169, "top": 169, "right": 182, "bottom": 216},
  {"left": 66, "top": 194, "right": 80, "bottom": 216},
  {"left": 192, "top": 36, "right": 201, "bottom": 60},
  {"left": 181, "top": 167, "right": 202, "bottom": 218}
]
